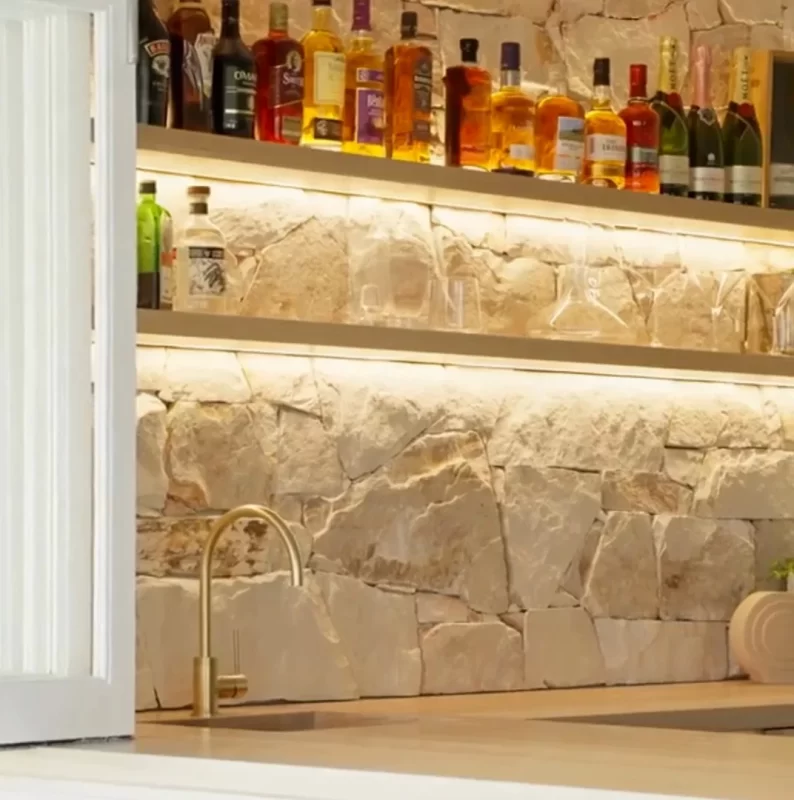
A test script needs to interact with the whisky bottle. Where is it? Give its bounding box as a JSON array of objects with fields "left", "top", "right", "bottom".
[
  {"left": 688, "top": 44, "right": 724, "bottom": 201},
  {"left": 343, "top": 0, "right": 385, "bottom": 156},
  {"left": 723, "top": 46, "right": 762, "bottom": 206},
  {"left": 583, "top": 58, "right": 626, "bottom": 189},
  {"left": 444, "top": 38, "right": 491, "bottom": 169},
  {"left": 384, "top": 11, "right": 432, "bottom": 162},
  {"left": 651, "top": 36, "right": 689, "bottom": 196},
  {"left": 175, "top": 186, "right": 230, "bottom": 314},
  {"left": 619, "top": 64, "right": 660, "bottom": 193},
  {"left": 211, "top": 0, "right": 256, "bottom": 137},
  {"left": 168, "top": 0, "right": 215, "bottom": 132},
  {"left": 301, "top": 0, "right": 345, "bottom": 149},
  {"left": 136, "top": 181, "right": 173, "bottom": 310},
  {"left": 534, "top": 66, "right": 585, "bottom": 181},
  {"left": 489, "top": 42, "right": 534, "bottom": 175},
  {"left": 253, "top": 2, "right": 304, "bottom": 144},
  {"left": 137, "top": 0, "right": 170, "bottom": 126}
]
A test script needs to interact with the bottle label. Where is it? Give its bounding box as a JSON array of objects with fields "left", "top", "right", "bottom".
[
  {"left": 355, "top": 87, "right": 385, "bottom": 144},
  {"left": 771, "top": 163, "right": 794, "bottom": 196},
  {"left": 356, "top": 67, "right": 384, "bottom": 84},
  {"left": 553, "top": 116, "right": 584, "bottom": 172},
  {"left": 628, "top": 145, "right": 658, "bottom": 167},
  {"left": 413, "top": 119, "right": 431, "bottom": 141},
  {"left": 690, "top": 166, "right": 725, "bottom": 194},
  {"left": 220, "top": 65, "right": 256, "bottom": 133},
  {"left": 726, "top": 165, "right": 762, "bottom": 195},
  {"left": 160, "top": 213, "right": 175, "bottom": 309},
  {"left": 270, "top": 47, "right": 304, "bottom": 110},
  {"left": 508, "top": 143, "right": 534, "bottom": 160},
  {"left": 187, "top": 246, "right": 227, "bottom": 297},
  {"left": 585, "top": 133, "right": 626, "bottom": 162},
  {"left": 413, "top": 54, "right": 433, "bottom": 115},
  {"left": 312, "top": 117, "right": 343, "bottom": 142},
  {"left": 313, "top": 51, "right": 345, "bottom": 106},
  {"left": 140, "top": 38, "right": 171, "bottom": 119},
  {"left": 279, "top": 115, "right": 303, "bottom": 142},
  {"left": 659, "top": 154, "right": 689, "bottom": 187},
  {"left": 194, "top": 33, "right": 216, "bottom": 100}
]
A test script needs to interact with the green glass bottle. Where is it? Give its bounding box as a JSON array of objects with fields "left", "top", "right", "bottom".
[{"left": 136, "top": 181, "right": 174, "bottom": 309}]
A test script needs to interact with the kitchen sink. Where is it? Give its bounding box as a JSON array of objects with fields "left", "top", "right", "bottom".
[
  {"left": 547, "top": 703, "right": 794, "bottom": 735},
  {"left": 159, "top": 710, "right": 416, "bottom": 733}
]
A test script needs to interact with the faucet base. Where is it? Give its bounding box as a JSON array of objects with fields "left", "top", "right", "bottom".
[{"left": 193, "top": 655, "right": 218, "bottom": 718}]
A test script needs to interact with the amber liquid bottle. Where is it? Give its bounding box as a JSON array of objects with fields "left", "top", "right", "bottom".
[
  {"left": 168, "top": 0, "right": 215, "bottom": 131},
  {"left": 444, "top": 38, "right": 491, "bottom": 169},
  {"left": 582, "top": 57, "right": 626, "bottom": 189},
  {"left": 534, "top": 66, "right": 585, "bottom": 181},
  {"left": 253, "top": 2, "right": 304, "bottom": 144},
  {"left": 384, "top": 11, "right": 432, "bottom": 162},
  {"left": 620, "top": 64, "right": 660, "bottom": 193}
]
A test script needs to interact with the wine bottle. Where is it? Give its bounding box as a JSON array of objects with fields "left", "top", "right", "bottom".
[
  {"left": 651, "top": 37, "right": 688, "bottom": 196},
  {"left": 687, "top": 44, "right": 724, "bottom": 202},
  {"left": 723, "top": 46, "right": 763, "bottom": 206}
]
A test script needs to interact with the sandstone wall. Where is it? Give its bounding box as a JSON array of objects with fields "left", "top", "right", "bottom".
[{"left": 136, "top": 346, "right": 794, "bottom": 709}]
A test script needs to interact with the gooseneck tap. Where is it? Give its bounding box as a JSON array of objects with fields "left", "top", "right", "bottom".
[{"left": 193, "top": 504, "right": 304, "bottom": 718}]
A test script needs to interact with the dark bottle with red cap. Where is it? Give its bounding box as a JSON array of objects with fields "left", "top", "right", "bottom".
[{"left": 619, "top": 63, "right": 660, "bottom": 193}]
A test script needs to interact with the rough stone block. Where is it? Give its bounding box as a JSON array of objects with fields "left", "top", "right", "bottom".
[
  {"left": 137, "top": 393, "right": 168, "bottom": 516},
  {"left": 602, "top": 471, "right": 692, "bottom": 514}
]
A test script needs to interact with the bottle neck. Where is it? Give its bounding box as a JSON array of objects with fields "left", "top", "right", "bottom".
[
  {"left": 139, "top": 193, "right": 156, "bottom": 202},
  {"left": 693, "top": 59, "right": 710, "bottom": 108},
  {"left": 189, "top": 202, "right": 208, "bottom": 216},
  {"left": 592, "top": 83, "right": 611, "bottom": 108},
  {"left": 221, "top": 8, "right": 240, "bottom": 38},
  {"left": 659, "top": 49, "right": 677, "bottom": 94},
  {"left": 500, "top": 69, "right": 521, "bottom": 88},
  {"left": 730, "top": 52, "right": 751, "bottom": 104},
  {"left": 629, "top": 79, "right": 647, "bottom": 99},
  {"left": 311, "top": 6, "right": 332, "bottom": 31}
]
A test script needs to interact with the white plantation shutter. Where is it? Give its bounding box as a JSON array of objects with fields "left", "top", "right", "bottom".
[{"left": 0, "top": 0, "right": 136, "bottom": 744}]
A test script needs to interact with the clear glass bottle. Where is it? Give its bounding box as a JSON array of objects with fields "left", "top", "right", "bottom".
[
  {"left": 301, "top": 0, "right": 345, "bottom": 149},
  {"left": 444, "top": 38, "right": 491, "bottom": 169},
  {"left": 620, "top": 64, "right": 660, "bottom": 193},
  {"left": 534, "top": 65, "right": 585, "bottom": 181},
  {"left": 582, "top": 57, "right": 626, "bottom": 189},
  {"left": 384, "top": 11, "right": 432, "bottom": 163},
  {"left": 175, "top": 186, "right": 231, "bottom": 315},
  {"left": 343, "top": 0, "right": 385, "bottom": 156},
  {"left": 489, "top": 41, "right": 535, "bottom": 175}
]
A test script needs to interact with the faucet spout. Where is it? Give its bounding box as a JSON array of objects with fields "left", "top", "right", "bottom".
[{"left": 193, "top": 504, "right": 304, "bottom": 718}]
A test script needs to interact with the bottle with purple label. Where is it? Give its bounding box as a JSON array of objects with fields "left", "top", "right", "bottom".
[{"left": 342, "top": 0, "right": 385, "bottom": 156}]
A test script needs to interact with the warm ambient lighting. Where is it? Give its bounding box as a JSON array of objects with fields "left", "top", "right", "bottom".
[
  {"left": 137, "top": 125, "right": 794, "bottom": 247},
  {"left": 137, "top": 310, "right": 794, "bottom": 388}
]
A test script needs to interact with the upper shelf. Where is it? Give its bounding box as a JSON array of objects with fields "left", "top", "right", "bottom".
[{"left": 137, "top": 125, "right": 794, "bottom": 246}]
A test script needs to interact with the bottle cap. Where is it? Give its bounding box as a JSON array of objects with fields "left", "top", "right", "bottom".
[
  {"left": 221, "top": 0, "right": 240, "bottom": 13},
  {"left": 269, "top": 1, "right": 289, "bottom": 31},
  {"left": 629, "top": 63, "right": 647, "bottom": 90},
  {"left": 500, "top": 42, "right": 521, "bottom": 71},
  {"left": 312, "top": 0, "right": 332, "bottom": 7},
  {"left": 593, "top": 57, "right": 610, "bottom": 86},
  {"left": 187, "top": 185, "right": 211, "bottom": 197},
  {"left": 139, "top": 180, "right": 157, "bottom": 194},
  {"left": 460, "top": 38, "right": 479, "bottom": 63},
  {"left": 352, "top": 0, "right": 371, "bottom": 30},
  {"left": 660, "top": 35, "right": 678, "bottom": 51},
  {"left": 400, "top": 10, "right": 418, "bottom": 39}
]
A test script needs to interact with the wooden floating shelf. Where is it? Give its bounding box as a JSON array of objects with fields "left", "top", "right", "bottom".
[
  {"left": 137, "top": 125, "right": 794, "bottom": 246},
  {"left": 137, "top": 310, "right": 794, "bottom": 386}
]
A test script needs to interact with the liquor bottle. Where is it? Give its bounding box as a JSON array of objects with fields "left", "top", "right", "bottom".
[
  {"left": 137, "top": 0, "right": 170, "bottom": 126},
  {"left": 343, "top": 0, "right": 385, "bottom": 156},
  {"left": 619, "top": 64, "right": 660, "bottom": 193},
  {"left": 168, "top": 0, "right": 215, "bottom": 131},
  {"left": 651, "top": 36, "right": 689, "bottom": 196},
  {"left": 301, "top": 0, "right": 345, "bottom": 149},
  {"left": 136, "top": 182, "right": 173, "bottom": 310},
  {"left": 211, "top": 0, "right": 256, "bottom": 137},
  {"left": 582, "top": 58, "right": 626, "bottom": 189},
  {"left": 489, "top": 42, "right": 535, "bottom": 175},
  {"left": 723, "top": 46, "right": 763, "bottom": 206},
  {"left": 175, "top": 186, "right": 230, "bottom": 314},
  {"left": 444, "top": 38, "right": 491, "bottom": 169},
  {"left": 384, "top": 11, "right": 432, "bottom": 163},
  {"left": 534, "top": 65, "right": 585, "bottom": 181},
  {"left": 253, "top": 2, "right": 304, "bottom": 145},
  {"left": 688, "top": 44, "right": 724, "bottom": 201}
]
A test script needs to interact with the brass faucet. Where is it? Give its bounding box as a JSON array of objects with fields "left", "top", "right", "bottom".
[{"left": 193, "top": 504, "right": 305, "bottom": 718}]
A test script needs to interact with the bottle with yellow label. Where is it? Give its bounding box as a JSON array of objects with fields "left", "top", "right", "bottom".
[
  {"left": 301, "top": 0, "right": 345, "bottom": 149},
  {"left": 582, "top": 57, "right": 626, "bottom": 189}
]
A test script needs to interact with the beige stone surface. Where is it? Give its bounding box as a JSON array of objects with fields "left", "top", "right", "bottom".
[
  {"left": 417, "top": 593, "right": 471, "bottom": 624},
  {"left": 663, "top": 449, "right": 705, "bottom": 488},
  {"left": 166, "top": 402, "right": 277, "bottom": 512},
  {"left": 137, "top": 393, "right": 168, "bottom": 516},
  {"left": 762, "top": 387, "right": 794, "bottom": 450},
  {"left": 595, "top": 619, "right": 729, "bottom": 685},
  {"left": 667, "top": 383, "right": 724, "bottom": 448},
  {"left": 315, "top": 573, "right": 421, "bottom": 697},
  {"left": 237, "top": 353, "right": 321, "bottom": 415},
  {"left": 421, "top": 622, "right": 524, "bottom": 695},
  {"left": 582, "top": 512, "right": 658, "bottom": 619},
  {"left": 753, "top": 520, "right": 794, "bottom": 591},
  {"left": 693, "top": 449, "right": 794, "bottom": 519},
  {"left": 505, "top": 216, "right": 581, "bottom": 265},
  {"left": 160, "top": 349, "right": 250, "bottom": 404},
  {"left": 524, "top": 608, "right": 605, "bottom": 688},
  {"left": 137, "top": 347, "right": 167, "bottom": 394},
  {"left": 502, "top": 465, "right": 601, "bottom": 609},
  {"left": 602, "top": 472, "right": 692, "bottom": 514},
  {"left": 312, "top": 431, "right": 508, "bottom": 613},
  {"left": 686, "top": 0, "right": 722, "bottom": 29},
  {"left": 137, "top": 515, "right": 312, "bottom": 578},
  {"left": 654, "top": 515, "right": 755, "bottom": 621}
]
